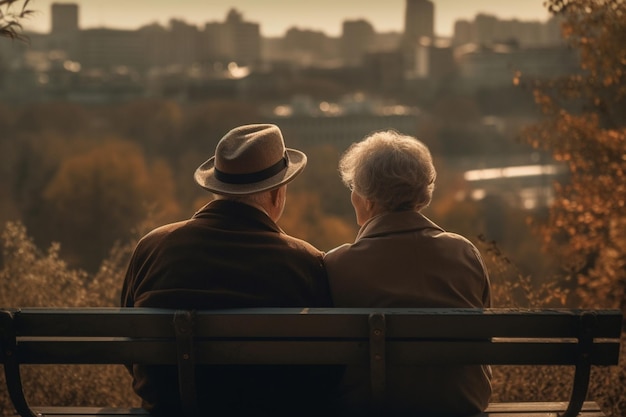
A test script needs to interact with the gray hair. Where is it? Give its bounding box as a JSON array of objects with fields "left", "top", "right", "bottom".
[{"left": 339, "top": 130, "right": 436, "bottom": 212}]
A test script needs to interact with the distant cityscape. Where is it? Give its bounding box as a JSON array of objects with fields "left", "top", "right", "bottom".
[
  {"left": 0, "top": 0, "right": 575, "bottom": 212},
  {"left": 0, "top": 0, "right": 577, "bottom": 104}
]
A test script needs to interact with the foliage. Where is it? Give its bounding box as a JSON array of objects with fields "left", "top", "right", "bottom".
[
  {"left": 42, "top": 139, "right": 181, "bottom": 270},
  {"left": 280, "top": 191, "right": 356, "bottom": 251},
  {"left": 289, "top": 144, "right": 355, "bottom": 219},
  {"left": 519, "top": 0, "right": 626, "bottom": 312},
  {"left": 0, "top": 220, "right": 133, "bottom": 306},
  {"left": 496, "top": 3, "right": 626, "bottom": 414},
  {"left": 0, "top": 221, "right": 88, "bottom": 306},
  {"left": 0, "top": 221, "right": 139, "bottom": 414},
  {"left": 0, "top": 0, "right": 32, "bottom": 41},
  {"left": 479, "top": 234, "right": 626, "bottom": 417},
  {"left": 110, "top": 99, "right": 184, "bottom": 157}
]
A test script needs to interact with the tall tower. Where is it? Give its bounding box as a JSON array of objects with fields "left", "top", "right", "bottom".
[
  {"left": 402, "top": 0, "right": 435, "bottom": 76},
  {"left": 341, "top": 19, "right": 375, "bottom": 67},
  {"left": 404, "top": 0, "right": 434, "bottom": 43},
  {"left": 200, "top": 9, "right": 261, "bottom": 67},
  {"left": 51, "top": 3, "right": 79, "bottom": 34},
  {"left": 223, "top": 9, "right": 261, "bottom": 66}
]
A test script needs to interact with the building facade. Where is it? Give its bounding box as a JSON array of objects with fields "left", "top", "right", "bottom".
[
  {"left": 404, "top": 0, "right": 435, "bottom": 42},
  {"left": 51, "top": 3, "right": 79, "bottom": 34},
  {"left": 341, "top": 19, "right": 376, "bottom": 67}
]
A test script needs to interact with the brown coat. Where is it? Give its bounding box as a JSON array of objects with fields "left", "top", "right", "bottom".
[
  {"left": 122, "top": 199, "right": 336, "bottom": 416},
  {"left": 325, "top": 210, "right": 492, "bottom": 416}
]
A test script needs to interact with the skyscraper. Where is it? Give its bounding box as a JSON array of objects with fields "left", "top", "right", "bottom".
[
  {"left": 402, "top": 0, "right": 435, "bottom": 76},
  {"left": 49, "top": 3, "right": 79, "bottom": 60},
  {"left": 200, "top": 9, "right": 261, "bottom": 67},
  {"left": 51, "top": 3, "right": 79, "bottom": 34},
  {"left": 223, "top": 9, "right": 261, "bottom": 66},
  {"left": 404, "top": 0, "right": 435, "bottom": 43},
  {"left": 342, "top": 19, "right": 375, "bottom": 67}
]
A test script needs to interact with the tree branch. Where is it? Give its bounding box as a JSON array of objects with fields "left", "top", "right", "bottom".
[{"left": 0, "top": 0, "right": 34, "bottom": 41}]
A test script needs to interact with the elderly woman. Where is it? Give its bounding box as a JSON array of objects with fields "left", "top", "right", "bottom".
[{"left": 325, "top": 130, "right": 492, "bottom": 417}]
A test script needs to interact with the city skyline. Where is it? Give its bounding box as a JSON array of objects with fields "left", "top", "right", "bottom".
[{"left": 22, "top": 0, "right": 552, "bottom": 37}]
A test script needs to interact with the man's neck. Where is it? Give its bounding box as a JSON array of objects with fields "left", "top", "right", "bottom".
[{"left": 214, "top": 196, "right": 274, "bottom": 221}]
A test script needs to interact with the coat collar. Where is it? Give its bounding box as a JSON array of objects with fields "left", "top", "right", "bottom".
[
  {"left": 356, "top": 210, "right": 444, "bottom": 241},
  {"left": 192, "top": 199, "right": 283, "bottom": 233}
]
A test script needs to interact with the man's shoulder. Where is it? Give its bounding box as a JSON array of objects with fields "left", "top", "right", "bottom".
[
  {"left": 280, "top": 232, "right": 325, "bottom": 258},
  {"left": 137, "top": 219, "right": 191, "bottom": 246},
  {"left": 324, "top": 243, "right": 351, "bottom": 261},
  {"left": 146, "top": 220, "right": 186, "bottom": 236}
]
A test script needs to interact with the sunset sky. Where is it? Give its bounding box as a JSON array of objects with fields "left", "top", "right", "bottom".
[{"left": 21, "top": 0, "right": 552, "bottom": 37}]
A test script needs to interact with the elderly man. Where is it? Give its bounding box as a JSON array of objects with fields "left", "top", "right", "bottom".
[{"left": 122, "top": 124, "right": 336, "bottom": 416}]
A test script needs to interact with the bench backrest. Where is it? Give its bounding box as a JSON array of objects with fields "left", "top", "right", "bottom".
[{"left": 1, "top": 307, "right": 622, "bottom": 417}]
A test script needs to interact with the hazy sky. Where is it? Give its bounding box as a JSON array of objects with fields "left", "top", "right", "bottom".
[{"left": 22, "top": 0, "right": 552, "bottom": 37}]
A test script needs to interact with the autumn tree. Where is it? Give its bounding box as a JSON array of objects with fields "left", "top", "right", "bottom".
[
  {"left": 14, "top": 101, "right": 95, "bottom": 134},
  {"left": 110, "top": 99, "right": 184, "bottom": 157},
  {"left": 520, "top": 0, "right": 626, "bottom": 312},
  {"left": 43, "top": 139, "right": 181, "bottom": 271}
]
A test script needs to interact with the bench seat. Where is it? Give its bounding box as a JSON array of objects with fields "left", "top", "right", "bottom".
[{"left": 17, "top": 401, "right": 607, "bottom": 417}]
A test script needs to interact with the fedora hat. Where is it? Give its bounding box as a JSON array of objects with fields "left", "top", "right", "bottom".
[{"left": 194, "top": 124, "right": 307, "bottom": 196}]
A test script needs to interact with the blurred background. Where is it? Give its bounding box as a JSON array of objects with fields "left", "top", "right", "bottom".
[
  {"left": 0, "top": 0, "right": 624, "bottom": 413},
  {"left": 0, "top": 0, "right": 573, "bottom": 275}
]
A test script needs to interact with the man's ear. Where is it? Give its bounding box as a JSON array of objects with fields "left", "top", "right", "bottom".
[{"left": 269, "top": 187, "right": 282, "bottom": 207}]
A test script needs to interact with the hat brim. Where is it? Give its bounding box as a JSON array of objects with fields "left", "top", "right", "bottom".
[{"left": 194, "top": 148, "right": 307, "bottom": 196}]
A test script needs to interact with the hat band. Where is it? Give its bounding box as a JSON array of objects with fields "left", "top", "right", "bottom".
[{"left": 214, "top": 155, "right": 288, "bottom": 185}]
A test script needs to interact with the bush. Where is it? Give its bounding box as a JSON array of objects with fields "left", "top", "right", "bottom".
[
  {"left": 0, "top": 221, "right": 139, "bottom": 414},
  {"left": 479, "top": 237, "right": 625, "bottom": 417}
]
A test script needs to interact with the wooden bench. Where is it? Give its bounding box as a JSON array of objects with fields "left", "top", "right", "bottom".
[{"left": 0, "top": 307, "right": 622, "bottom": 417}]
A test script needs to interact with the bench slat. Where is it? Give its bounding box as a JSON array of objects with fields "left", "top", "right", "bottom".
[
  {"left": 485, "top": 401, "right": 603, "bottom": 412},
  {"left": 26, "top": 408, "right": 149, "bottom": 416},
  {"left": 10, "top": 308, "right": 623, "bottom": 338},
  {"left": 13, "top": 339, "right": 619, "bottom": 365},
  {"left": 20, "top": 402, "right": 605, "bottom": 416}
]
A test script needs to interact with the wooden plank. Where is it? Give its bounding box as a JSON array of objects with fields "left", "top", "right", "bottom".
[
  {"left": 388, "top": 340, "right": 619, "bottom": 365},
  {"left": 482, "top": 401, "right": 605, "bottom": 416},
  {"left": 485, "top": 401, "right": 602, "bottom": 412},
  {"left": 23, "top": 402, "right": 606, "bottom": 416},
  {"left": 12, "top": 309, "right": 176, "bottom": 338},
  {"left": 385, "top": 310, "right": 622, "bottom": 339},
  {"left": 29, "top": 407, "right": 148, "bottom": 416},
  {"left": 483, "top": 412, "right": 604, "bottom": 416},
  {"left": 9, "top": 308, "right": 622, "bottom": 339},
  {"left": 12, "top": 339, "right": 620, "bottom": 365}
]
